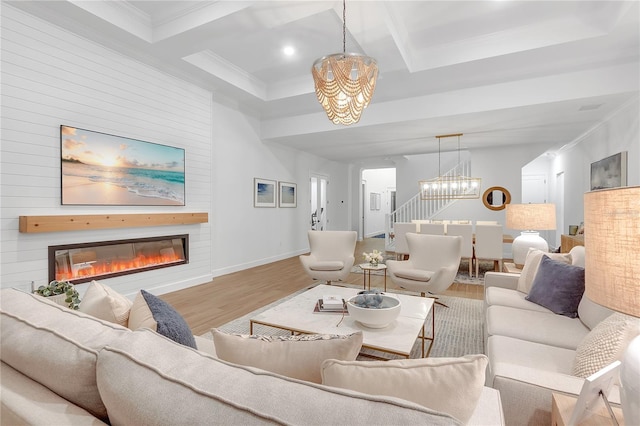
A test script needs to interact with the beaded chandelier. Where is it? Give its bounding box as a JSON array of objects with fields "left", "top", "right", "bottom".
[{"left": 311, "top": 0, "right": 378, "bottom": 126}]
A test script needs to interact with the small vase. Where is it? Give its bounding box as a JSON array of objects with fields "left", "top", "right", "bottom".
[{"left": 369, "top": 261, "right": 378, "bottom": 267}]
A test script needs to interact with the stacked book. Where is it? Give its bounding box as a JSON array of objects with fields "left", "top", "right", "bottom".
[{"left": 314, "top": 295, "right": 348, "bottom": 314}]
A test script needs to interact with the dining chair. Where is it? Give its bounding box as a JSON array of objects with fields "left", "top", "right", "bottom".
[
  {"left": 474, "top": 224, "right": 504, "bottom": 277},
  {"left": 299, "top": 230, "right": 357, "bottom": 285},
  {"left": 446, "top": 223, "right": 474, "bottom": 277},
  {"left": 392, "top": 222, "right": 417, "bottom": 260},
  {"left": 418, "top": 222, "right": 446, "bottom": 235},
  {"left": 411, "top": 219, "right": 431, "bottom": 233}
]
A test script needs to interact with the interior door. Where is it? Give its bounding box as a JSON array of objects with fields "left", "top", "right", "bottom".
[{"left": 310, "top": 174, "right": 328, "bottom": 230}]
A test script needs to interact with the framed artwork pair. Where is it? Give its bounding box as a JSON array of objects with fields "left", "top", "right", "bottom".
[{"left": 254, "top": 178, "right": 297, "bottom": 208}]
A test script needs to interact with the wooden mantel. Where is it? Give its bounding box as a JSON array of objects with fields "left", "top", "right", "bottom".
[{"left": 19, "top": 213, "right": 208, "bottom": 233}]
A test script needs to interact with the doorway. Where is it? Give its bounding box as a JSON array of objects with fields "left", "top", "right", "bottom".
[
  {"left": 555, "top": 172, "right": 565, "bottom": 249},
  {"left": 360, "top": 168, "right": 396, "bottom": 239},
  {"left": 310, "top": 174, "right": 328, "bottom": 230}
]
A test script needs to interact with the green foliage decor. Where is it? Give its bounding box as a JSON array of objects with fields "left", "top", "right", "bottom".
[{"left": 34, "top": 280, "right": 81, "bottom": 310}]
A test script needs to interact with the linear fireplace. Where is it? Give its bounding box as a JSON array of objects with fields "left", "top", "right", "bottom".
[{"left": 49, "top": 235, "right": 188, "bottom": 284}]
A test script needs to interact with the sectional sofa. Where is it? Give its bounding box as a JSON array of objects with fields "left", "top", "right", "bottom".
[
  {"left": 1, "top": 287, "right": 504, "bottom": 425},
  {"left": 483, "top": 246, "right": 640, "bottom": 425}
]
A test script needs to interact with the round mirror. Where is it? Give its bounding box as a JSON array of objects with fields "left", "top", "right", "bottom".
[{"left": 482, "top": 186, "right": 511, "bottom": 211}]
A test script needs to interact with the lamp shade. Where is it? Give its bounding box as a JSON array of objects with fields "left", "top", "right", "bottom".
[
  {"left": 584, "top": 187, "right": 640, "bottom": 317},
  {"left": 506, "top": 203, "right": 557, "bottom": 266},
  {"left": 584, "top": 186, "right": 640, "bottom": 426},
  {"left": 505, "top": 203, "right": 557, "bottom": 230}
]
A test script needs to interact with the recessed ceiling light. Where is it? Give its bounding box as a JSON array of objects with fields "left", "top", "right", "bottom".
[{"left": 283, "top": 46, "right": 295, "bottom": 56}]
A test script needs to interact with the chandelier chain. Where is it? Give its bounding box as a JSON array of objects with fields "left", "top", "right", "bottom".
[
  {"left": 457, "top": 134, "right": 461, "bottom": 168},
  {"left": 437, "top": 136, "right": 442, "bottom": 177},
  {"left": 342, "top": 0, "right": 346, "bottom": 54}
]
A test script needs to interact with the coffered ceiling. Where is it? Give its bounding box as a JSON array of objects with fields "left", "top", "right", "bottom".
[{"left": 9, "top": 1, "right": 640, "bottom": 163}]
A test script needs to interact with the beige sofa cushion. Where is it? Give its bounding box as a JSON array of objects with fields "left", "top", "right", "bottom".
[
  {"left": 486, "top": 305, "right": 589, "bottom": 350},
  {"left": 97, "top": 329, "right": 459, "bottom": 425},
  {"left": 212, "top": 329, "right": 362, "bottom": 383},
  {"left": 484, "top": 286, "right": 551, "bottom": 313},
  {"left": 79, "top": 280, "right": 132, "bottom": 326},
  {"left": 517, "top": 249, "right": 572, "bottom": 294},
  {"left": 321, "top": 354, "right": 488, "bottom": 424},
  {"left": 1, "top": 362, "right": 107, "bottom": 426},
  {"left": 0, "top": 288, "right": 130, "bottom": 421},
  {"left": 572, "top": 313, "right": 640, "bottom": 378}
]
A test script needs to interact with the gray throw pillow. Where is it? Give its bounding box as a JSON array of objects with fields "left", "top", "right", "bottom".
[
  {"left": 128, "top": 289, "right": 197, "bottom": 349},
  {"left": 525, "top": 255, "right": 585, "bottom": 318}
]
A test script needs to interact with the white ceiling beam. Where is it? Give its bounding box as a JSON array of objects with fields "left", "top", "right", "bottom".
[
  {"left": 381, "top": 2, "right": 414, "bottom": 72},
  {"left": 183, "top": 51, "right": 267, "bottom": 100},
  {"left": 261, "top": 62, "right": 639, "bottom": 140},
  {"left": 68, "top": 0, "right": 152, "bottom": 42},
  {"left": 411, "top": 16, "right": 608, "bottom": 72},
  {"left": 152, "top": 1, "right": 254, "bottom": 43}
]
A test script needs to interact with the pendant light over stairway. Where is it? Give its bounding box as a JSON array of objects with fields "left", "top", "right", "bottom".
[{"left": 419, "top": 134, "right": 482, "bottom": 200}]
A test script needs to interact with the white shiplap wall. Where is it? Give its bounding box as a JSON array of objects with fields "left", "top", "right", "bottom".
[{"left": 1, "top": 5, "right": 213, "bottom": 297}]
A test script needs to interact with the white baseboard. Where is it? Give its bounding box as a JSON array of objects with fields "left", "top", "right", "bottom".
[
  {"left": 211, "top": 249, "right": 308, "bottom": 278},
  {"left": 128, "top": 274, "right": 214, "bottom": 298}
]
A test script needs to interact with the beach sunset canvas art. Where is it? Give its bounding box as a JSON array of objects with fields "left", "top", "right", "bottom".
[{"left": 61, "top": 126, "right": 185, "bottom": 205}]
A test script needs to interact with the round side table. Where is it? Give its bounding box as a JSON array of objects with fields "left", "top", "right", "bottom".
[{"left": 358, "top": 263, "right": 387, "bottom": 291}]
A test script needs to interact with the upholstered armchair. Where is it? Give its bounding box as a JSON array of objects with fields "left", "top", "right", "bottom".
[
  {"left": 387, "top": 233, "right": 462, "bottom": 301},
  {"left": 299, "top": 230, "right": 357, "bottom": 284}
]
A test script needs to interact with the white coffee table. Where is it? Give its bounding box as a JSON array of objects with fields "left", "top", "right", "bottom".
[{"left": 250, "top": 284, "right": 435, "bottom": 358}]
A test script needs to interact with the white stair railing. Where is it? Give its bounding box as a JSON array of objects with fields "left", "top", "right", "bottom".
[{"left": 385, "top": 160, "right": 473, "bottom": 250}]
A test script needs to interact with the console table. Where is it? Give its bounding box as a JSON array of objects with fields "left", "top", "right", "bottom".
[{"left": 560, "top": 234, "right": 584, "bottom": 253}]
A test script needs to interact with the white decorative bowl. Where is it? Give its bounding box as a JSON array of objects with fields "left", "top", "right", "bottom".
[{"left": 346, "top": 294, "right": 401, "bottom": 329}]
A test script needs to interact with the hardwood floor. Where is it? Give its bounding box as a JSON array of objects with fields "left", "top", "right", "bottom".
[{"left": 161, "top": 236, "right": 484, "bottom": 336}]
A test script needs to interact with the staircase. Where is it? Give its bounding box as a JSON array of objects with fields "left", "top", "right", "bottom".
[{"left": 385, "top": 160, "right": 473, "bottom": 251}]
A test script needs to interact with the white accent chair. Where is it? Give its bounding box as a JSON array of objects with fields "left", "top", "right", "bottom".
[
  {"left": 386, "top": 234, "right": 462, "bottom": 302},
  {"left": 447, "top": 223, "right": 474, "bottom": 278},
  {"left": 392, "top": 222, "right": 417, "bottom": 260},
  {"left": 474, "top": 224, "right": 503, "bottom": 277},
  {"left": 299, "top": 230, "right": 357, "bottom": 285}
]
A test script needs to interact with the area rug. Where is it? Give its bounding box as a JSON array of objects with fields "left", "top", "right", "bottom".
[
  {"left": 202, "top": 284, "right": 484, "bottom": 360},
  {"left": 351, "top": 259, "right": 496, "bottom": 285}
]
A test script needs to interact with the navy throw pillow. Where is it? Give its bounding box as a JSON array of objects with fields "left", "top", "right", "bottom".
[
  {"left": 140, "top": 289, "right": 197, "bottom": 349},
  {"left": 525, "top": 255, "right": 585, "bottom": 318}
]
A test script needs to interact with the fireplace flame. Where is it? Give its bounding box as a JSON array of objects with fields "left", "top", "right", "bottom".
[{"left": 55, "top": 252, "right": 183, "bottom": 281}]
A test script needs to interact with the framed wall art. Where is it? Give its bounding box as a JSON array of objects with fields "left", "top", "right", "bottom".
[
  {"left": 590, "top": 151, "right": 627, "bottom": 190},
  {"left": 369, "top": 192, "right": 381, "bottom": 210},
  {"left": 61, "top": 125, "right": 185, "bottom": 206},
  {"left": 278, "top": 181, "right": 297, "bottom": 208},
  {"left": 254, "top": 178, "right": 276, "bottom": 207}
]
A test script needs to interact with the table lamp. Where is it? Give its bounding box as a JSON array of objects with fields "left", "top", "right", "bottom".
[
  {"left": 505, "top": 203, "right": 557, "bottom": 267},
  {"left": 584, "top": 186, "right": 640, "bottom": 425}
]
